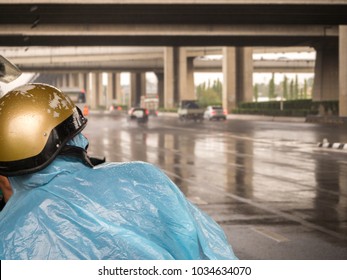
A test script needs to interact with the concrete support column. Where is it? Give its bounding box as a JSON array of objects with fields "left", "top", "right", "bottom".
[
  {"left": 236, "top": 47, "right": 253, "bottom": 103},
  {"left": 70, "top": 73, "right": 79, "bottom": 88},
  {"left": 222, "top": 47, "right": 253, "bottom": 112},
  {"left": 130, "top": 72, "right": 146, "bottom": 107},
  {"left": 164, "top": 47, "right": 178, "bottom": 108},
  {"left": 67, "top": 73, "right": 73, "bottom": 87},
  {"left": 106, "top": 72, "right": 122, "bottom": 108},
  {"left": 115, "top": 73, "right": 122, "bottom": 105},
  {"left": 339, "top": 26, "right": 347, "bottom": 117},
  {"left": 68, "top": 73, "right": 76, "bottom": 88},
  {"left": 179, "top": 48, "right": 195, "bottom": 100},
  {"left": 87, "top": 72, "right": 102, "bottom": 109},
  {"left": 223, "top": 47, "right": 237, "bottom": 111},
  {"left": 62, "top": 74, "right": 69, "bottom": 88},
  {"left": 98, "top": 72, "right": 104, "bottom": 107},
  {"left": 52, "top": 76, "right": 58, "bottom": 88},
  {"left": 106, "top": 73, "right": 113, "bottom": 109},
  {"left": 87, "top": 73, "right": 95, "bottom": 109},
  {"left": 56, "top": 75, "right": 63, "bottom": 88},
  {"left": 155, "top": 72, "right": 164, "bottom": 108},
  {"left": 77, "top": 73, "right": 86, "bottom": 90},
  {"left": 313, "top": 43, "right": 339, "bottom": 101}
]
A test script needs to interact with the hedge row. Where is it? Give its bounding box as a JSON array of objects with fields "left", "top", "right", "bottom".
[{"left": 233, "top": 100, "right": 339, "bottom": 117}]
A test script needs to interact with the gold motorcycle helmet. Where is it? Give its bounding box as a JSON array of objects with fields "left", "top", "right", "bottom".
[{"left": 0, "top": 83, "right": 87, "bottom": 176}]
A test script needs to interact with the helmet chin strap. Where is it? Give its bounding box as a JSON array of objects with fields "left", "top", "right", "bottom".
[{"left": 59, "top": 145, "right": 105, "bottom": 167}]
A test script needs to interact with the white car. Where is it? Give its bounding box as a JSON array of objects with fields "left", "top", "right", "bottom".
[{"left": 204, "top": 105, "right": 227, "bottom": 121}]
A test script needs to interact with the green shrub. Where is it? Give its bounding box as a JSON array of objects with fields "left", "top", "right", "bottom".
[
  {"left": 234, "top": 99, "right": 338, "bottom": 117},
  {"left": 158, "top": 107, "right": 178, "bottom": 113}
]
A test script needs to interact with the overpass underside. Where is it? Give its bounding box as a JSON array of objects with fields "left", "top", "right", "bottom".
[
  {"left": 0, "top": 2, "right": 346, "bottom": 46},
  {"left": 1, "top": 1, "right": 347, "bottom": 116}
]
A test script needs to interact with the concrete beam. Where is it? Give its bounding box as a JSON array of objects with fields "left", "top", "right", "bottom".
[
  {"left": 15, "top": 58, "right": 315, "bottom": 73},
  {"left": 0, "top": 46, "right": 314, "bottom": 59},
  {"left": 0, "top": 24, "right": 338, "bottom": 37}
]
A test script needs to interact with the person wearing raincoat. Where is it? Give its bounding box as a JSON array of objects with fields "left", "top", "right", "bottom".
[{"left": 0, "top": 83, "right": 237, "bottom": 260}]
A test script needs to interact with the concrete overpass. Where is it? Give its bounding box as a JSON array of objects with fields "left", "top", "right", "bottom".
[
  {"left": 1, "top": 0, "right": 347, "bottom": 116},
  {"left": 0, "top": 1, "right": 346, "bottom": 47},
  {"left": 1, "top": 46, "right": 315, "bottom": 73},
  {"left": 1, "top": 45, "right": 315, "bottom": 110}
]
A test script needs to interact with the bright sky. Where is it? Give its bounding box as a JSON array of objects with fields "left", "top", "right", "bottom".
[{"left": 193, "top": 51, "right": 315, "bottom": 85}]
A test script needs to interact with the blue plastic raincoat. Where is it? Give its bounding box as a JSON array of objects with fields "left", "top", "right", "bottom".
[{"left": 0, "top": 134, "right": 237, "bottom": 260}]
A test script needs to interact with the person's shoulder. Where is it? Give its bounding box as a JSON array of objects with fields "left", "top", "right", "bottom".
[
  {"left": 94, "top": 160, "right": 156, "bottom": 170},
  {"left": 96, "top": 161, "right": 176, "bottom": 187},
  {"left": 93, "top": 161, "right": 164, "bottom": 177}
]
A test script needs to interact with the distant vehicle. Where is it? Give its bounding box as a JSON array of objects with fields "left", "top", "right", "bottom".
[
  {"left": 61, "top": 87, "right": 88, "bottom": 115},
  {"left": 61, "top": 87, "right": 86, "bottom": 104},
  {"left": 204, "top": 105, "right": 227, "bottom": 121},
  {"left": 109, "top": 104, "right": 123, "bottom": 116},
  {"left": 148, "top": 109, "right": 158, "bottom": 117},
  {"left": 128, "top": 107, "right": 149, "bottom": 124},
  {"left": 178, "top": 100, "right": 204, "bottom": 122},
  {"left": 141, "top": 95, "right": 159, "bottom": 117}
]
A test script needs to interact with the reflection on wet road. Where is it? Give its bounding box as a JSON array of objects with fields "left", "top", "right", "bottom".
[{"left": 84, "top": 114, "right": 347, "bottom": 259}]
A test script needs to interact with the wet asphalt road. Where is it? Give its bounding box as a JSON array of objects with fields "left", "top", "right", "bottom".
[{"left": 83, "top": 112, "right": 347, "bottom": 260}]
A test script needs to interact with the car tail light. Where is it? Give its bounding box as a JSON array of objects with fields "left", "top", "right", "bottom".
[
  {"left": 223, "top": 109, "right": 228, "bottom": 115},
  {"left": 145, "top": 109, "right": 149, "bottom": 115},
  {"left": 211, "top": 110, "right": 216, "bottom": 115}
]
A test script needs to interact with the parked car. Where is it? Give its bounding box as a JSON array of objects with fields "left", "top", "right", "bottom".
[
  {"left": 127, "top": 107, "right": 149, "bottom": 124},
  {"left": 204, "top": 105, "right": 227, "bottom": 121}
]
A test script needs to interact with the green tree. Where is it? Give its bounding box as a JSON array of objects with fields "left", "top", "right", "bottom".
[
  {"left": 196, "top": 79, "right": 222, "bottom": 107},
  {"left": 253, "top": 84, "right": 259, "bottom": 102},
  {"left": 282, "top": 75, "right": 288, "bottom": 100},
  {"left": 294, "top": 75, "right": 299, "bottom": 99},
  {"left": 212, "top": 79, "right": 223, "bottom": 96},
  {"left": 303, "top": 79, "right": 308, "bottom": 99},
  {"left": 268, "top": 73, "right": 276, "bottom": 100},
  {"left": 197, "top": 87, "right": 221, "bottom": 107},
  {"left": 289, "top": 79, "right": 294, "bottom": 100}
]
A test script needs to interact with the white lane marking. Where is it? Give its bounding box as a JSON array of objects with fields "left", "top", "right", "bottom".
[{"left": 251, "top": 227, "right": 289, "bottom": 243}]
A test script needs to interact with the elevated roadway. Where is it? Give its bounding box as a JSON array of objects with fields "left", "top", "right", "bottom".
[
  {"left": 0, "top": 0, "right": 344, "bottom": 69},
  {"left": 0, "top": 0, "right": 346, "bottom": 47}
]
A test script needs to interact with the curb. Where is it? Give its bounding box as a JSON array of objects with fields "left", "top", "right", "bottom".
[{"left": 317, "top": 140, "right": 347, "bottom": 150}]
